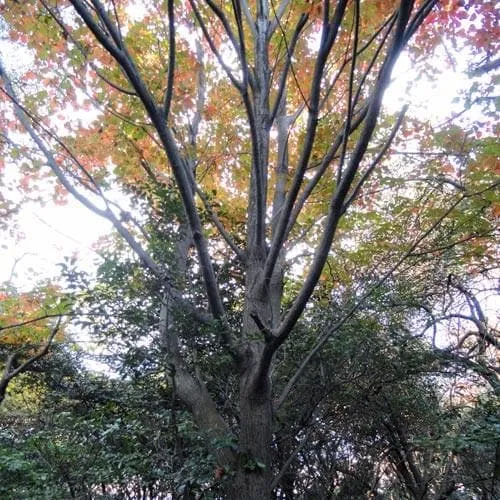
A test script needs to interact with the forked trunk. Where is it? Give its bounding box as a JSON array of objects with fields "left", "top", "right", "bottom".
[{"left": 230, "top": 246, "right": 279, "bottom": 498}]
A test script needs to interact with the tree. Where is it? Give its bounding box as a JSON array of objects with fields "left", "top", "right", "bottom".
[
  {"left": 0, "top": 0, "right": 498, "bottom": 497},
  {"left": 0, "top": 280, "right": 67, "bottom": 405}
]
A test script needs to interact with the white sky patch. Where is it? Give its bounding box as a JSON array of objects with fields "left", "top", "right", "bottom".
[
  {"left": 1, "top": 196, "right": 111, "bottom": 289},
  {"left": 386, "top": 51, "right": 463, "bottom": 117}
]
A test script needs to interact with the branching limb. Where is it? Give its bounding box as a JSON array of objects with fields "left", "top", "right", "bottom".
[
  {"left": 250, "top": 313, "right": 275, "bottom": 342},
  {"left": 1, "top": 58, "right": 219, "bottom": 326},
  {"left": 265, "top": 0, "right": 349, "bottom": 285},
  {"left": 269, "top": 13, "right": 309, "bottom": 125},
  {"left": 41, "top": 0, "right": 136, "bottom": 96},
  {"left": 41, "top": 0, "right": 137, "bottom": 97},
  {"left": 188, "top": 0, "right": 243, "bottom": 91},
  {"left": 276, "top": 9, "right": 396, "bottom": 243},
  {"left": 206, "top": 0, "right": 241, "bottom": 54},
  {"left": 320, "top": 12, "right": 396, "bottom": 111},
  {"left": 270, "top": 0, "right": 416, "bottom": 345},
  {"left": 189, "top": 3, "right": 264, "bottom": 252},
  {"left": 90, "top": 0, "right": 125, "bottom": 49},
  {"left": 471, "top": 57, "right": 500, "bottom": 76},
  {"left": 342, "top": 104, "right": 408, "bottom": 212},
  {"left": 92, "top": 67, "right": 138, "bottom": 96},
  {"left": 205, "top": 0, "right": 255, "bottom": 90},
  {"left": 450, "top": 280, "right": 488, "bottom": 326},
  {"left": 69, "top": 0, "right": 226, "bottom": 322},
  {"left": 0, "top": 77, "right": 105, "bottom": 196},
  {"left": 421, "top": 313, "right": 498, "bottom": 351},
  {"left": 195, "top": 186, "right": 246, "bottom": 263},
  {"left": 405, "top": 0, "right": 438, "bottom": 42},
  {"left": 283, "top": 105, "right": 369, "bottom": 239},
  {"left": 0, "top": 62, "right": 108, "bottom": 218},
  {"left": 1, "top": 61, "right": 165, "bottom": 277},
  {"left": 276, "top": 193, "right": 466, "bottom": 409}
]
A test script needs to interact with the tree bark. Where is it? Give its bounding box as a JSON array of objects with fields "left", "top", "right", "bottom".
[{"left": 229, "top": 343, "right": 274, "bottom": 499}]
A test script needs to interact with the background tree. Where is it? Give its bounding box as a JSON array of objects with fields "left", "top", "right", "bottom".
[
  {"left": 0, "top": 279, "right": 67, "bottom": 404},
  {"left": 0, "top": 0, "right": 498, "bottom": 498}
]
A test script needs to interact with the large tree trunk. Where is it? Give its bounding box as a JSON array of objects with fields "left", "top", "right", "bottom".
[
  {"left": 228, "top": 12, "right": 287, "bottom": 494},
  {"left": 230, "top": 344, "right": 274, "bottom": 499},
  {"left": 232, "top": 242, "right": 283, "bottom": 499},
  {"left": 233, "top": 240, "right": 278, "bottom": 498}
]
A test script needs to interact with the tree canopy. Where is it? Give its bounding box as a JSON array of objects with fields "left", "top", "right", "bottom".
[{"left": 0, "top": 1, "right": 498, "bottom": 498}]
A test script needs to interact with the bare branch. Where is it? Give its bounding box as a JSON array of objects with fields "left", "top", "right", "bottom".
[
  {"left": 189, "top": 39, "right": 206, "bottom": 145},
  {"left": 405, "top": 0, "right": 438, "bottom": 42},
  {"left": 240, "top": 0, "right": 257, "bottom": 37},
  {"left": 410, "top": 232, "right": 490, "bottom": 257},
  {"left": 0, "top": 314, "right": 72, "bottom": 333},
  {"left": 349, "top": 12, "right": 397, "bottom": 113},
  {"left": 269, "top": 13, "right": 309, "bottom": 125},
  {"left": 269, "top": 0, "right": 293, "bottom": 34},
  {"left": 0, "top": 62, "right": 167, "bottom": 279},
  {"left": 336, "top": 0, "right": 361, "bottom": 185},
  {"left": 231, "top": 0, "right": 253, "bottom": 91},
  {"left": 5, "top": 95, "right": 104, "bottom": 195},
  {"left": 93, "top": 67, "right": 138, "bottom": 96},
  {"left": 41, "top": 0, "right": 137, "bottom": 97},
  {"left": 163, "top": 0, "right": 176, "bottom": 120},
  {"left": 471, "top": 57, "right": 500, "bottom": 76},
  {"left": 270, "top": 427, "right": 313, "bottom": 491}
]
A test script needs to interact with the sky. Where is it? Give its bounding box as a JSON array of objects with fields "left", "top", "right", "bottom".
[{"left": 1, "top": 196, "right": 111, "bottom": 288}]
